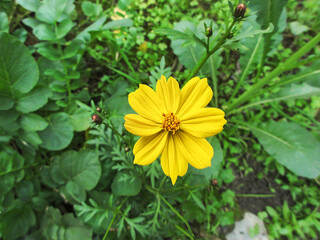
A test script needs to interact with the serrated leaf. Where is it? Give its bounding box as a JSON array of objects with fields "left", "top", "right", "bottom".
[
  {"left": 38, "top": 112, "right": 74, "bottom": 150},
  {"left": 250, "top": 121, "right": 320, "bottom": 178}
]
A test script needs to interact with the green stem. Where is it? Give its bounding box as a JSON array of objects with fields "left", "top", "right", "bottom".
[
  {"left": 159, "top": 195, "right": 196, "bottom": 239},
  {"left": 227, "top": 32, "right": 320, "bottom": 113},
  {"left": 102, "top": 197, "right": 128, "bottom": 240},
  {"left": 187, "top": 20, "right": 236, "bottom": 80},
  {"left": 236, "top": 194, "right": 275, "bottom": 197}
]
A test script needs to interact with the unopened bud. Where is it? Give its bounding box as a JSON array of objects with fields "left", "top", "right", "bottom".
[
  {"left": 205, "top": 27, "right": 212, "bottom": 37},
  {"left": 92, "top": 114, "right": 103, "bottom": 124},
  {"left": 125, "top": 146, "right": 130, "bottom": 152},
  {"left": 211, "top": 179, "right": 218, "bottom": 186},
  {"left": 234, "top": 3, "right": 246, "bottom": 19},
  {"left": 96, "top": 107, "right": 102, "bottom": 113}
]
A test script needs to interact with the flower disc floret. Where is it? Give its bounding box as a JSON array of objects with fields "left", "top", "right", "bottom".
[{"left": 162, "top": 113, "right": 180, "bottom": 134}]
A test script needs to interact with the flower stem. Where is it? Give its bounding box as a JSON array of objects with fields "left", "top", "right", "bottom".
[
  {"left": 187, "top": 20, "right": 236, "bottom": 80},
  {"left": 226, "top": 32, "right": 320, "bottom": 114},
  {"left": 159, "top": 195, "right": 196, "bottom": 239},
  {"left": 102, "top": 196, "right": 128, "bottom": 240}
]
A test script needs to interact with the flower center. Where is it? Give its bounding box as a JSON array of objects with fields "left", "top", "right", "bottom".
[{"left": 162, "top": 113, "right": 180, "bottom": 134}]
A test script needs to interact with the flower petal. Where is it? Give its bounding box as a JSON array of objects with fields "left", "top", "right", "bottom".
[
  {"left": 180, "top": 108, "right": 227, "bottom": 138},
  {"left": 128, "top": 84, "right": 165, "bottom": 123},
  {"left": 175, "top": 131, "right": 213, "bottom": 169},
  {"left": 124, "top": 114, "right": 163, "bottom": 137},
  {"left": 156, "top": 75, "right": 181, "bottom": 113},
  {"left": 177, "top": 77, "right": 213, "bottom": 117},
  {"left": 133, "top": 131, "right": 168, "bottom": 165},
  {"left": 161, "top": 134, "right": 188, "bottom": 185}
]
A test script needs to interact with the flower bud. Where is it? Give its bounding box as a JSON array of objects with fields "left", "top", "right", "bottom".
[
  {"left": 92, "top": 114, "right": 103, "bottom": 124},
  {"left": 96, "top": 107, "right": 102, "bottom": 113},
  {"left": 205, "top": 27, "right": 212, "bottom": 37},
  {"left": 125, "top": 146, "right": 130, "bottom": 152},
  {"left": 211, "top": 179, "right": 218, "bottom": 186},
  {"left": 234, "top": 3, "right": 246, "bottom": 19}
]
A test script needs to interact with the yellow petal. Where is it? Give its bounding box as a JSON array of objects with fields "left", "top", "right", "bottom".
[
  {"left": 156, "top": 75, "right": 181, "bottom": 113},
  {"left": 177, "top": 77, "right": 213, "bottom": 117},
  {"left": 128, "top": 84, "right": 165, "bottom": 123},
  {"left": 161, "top": 134, "right": 188, "bottom": 185},
  {"left": 133, "top": 131, "right": 168, "bottom": 165},
  {"left": 124, "top": 114, "right": 162, "bottom": 137},
  {"left": 175, "top": 131, "right": 213, "bottom": 169},
  {"left": 180, "top": 108, "right": 227, "bottom": 138}
]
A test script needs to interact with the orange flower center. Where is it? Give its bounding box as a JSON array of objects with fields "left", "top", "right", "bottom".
[{"left": 162, "top": 113, "right": 180, "bottom": 134}]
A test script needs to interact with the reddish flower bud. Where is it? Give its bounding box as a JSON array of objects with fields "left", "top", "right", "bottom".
[
  {"left": 234, "top": 3, "right": 246, "bottom": 18},
  {"left": 92, "top": 114, "right": 103, "bottom": 124},
  {"left": 211, "top": 179, "right": 218, "bottom": 186}
]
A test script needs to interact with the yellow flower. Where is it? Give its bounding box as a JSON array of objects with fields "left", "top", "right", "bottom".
[{"left": 124, "top": 76, "right": 227, "bottom": 185}]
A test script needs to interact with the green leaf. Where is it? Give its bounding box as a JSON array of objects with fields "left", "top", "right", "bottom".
[
  {"left": 112, "top": 172, "right": 142, "bottom": 196},
  {"left": 244, "top": 83, "right": 320, "bottom": 109},
  {"left": 20, "top": 113, "right": 48, "bottom": 132},
  {"left": 0, "top": 12, "right": 9, "bottom": 32},
  {"left": 59, "top": 150, "right": 101, "bottom": 190},
  {"left": 0, "top": 150, "right": 24, "bottom": 195},
  {"left": 36, "top": 0, "right": 75, "bottom": 24},
  {"left": 81, "top": 1, "right": 102, "bottom": 18},
  {"left": 0, "top": 32, "right": 39, "bottom": 96},
  {"left": 15, "top": 86, "right": 52, "bottom": 113},
  {"left": 13, "top": 28, "right": 28, "bottom": 43},
  {"left": 0, "top": 109, "right": 19, "bottom": 126},
  {"left": 189, "top": 137, "right": 223, "bottom": 185},
  {"left": 76, "top": 16, "right": 107, "bottom": 42},
  {"left": 170, "top": 20, "right": 222, "bottom": 76},
  {"left": 17, "top": 0, "right": 41, "bottom": 11},
  {"left": 36, "top": 42, "right": 61, "bottom": 60},
  {"left": 38, "top": 112, "right": 74, "bottom": 150},
  {"left": 102, "top": 18, "right": 133, "bottom": 30},
  {"left": 0, "top": 204, "right": 36, "bottom": 240},
  {"left": 56, "top": 18, "right": 74, "bottom": 39},
  {"left": 69, "top": 108, "right": 91, "bottom": 132},
  {"left": 289, "top": 21, "right": 309, "bottom": 36},
  {"left": 16, "top": 180, "right": 34, "bottom": 202},
  {"left": 250, "top": 121, "right": 320, "bottom": 178},
  {"left": 19, "top": 129, "right": 42, "bottom": 146},
  {"left": 0, "top": 96, "right": 14, "bottom": 110},
  {"left": 41, "top": 207, "right": 93, "bottom": 240}
]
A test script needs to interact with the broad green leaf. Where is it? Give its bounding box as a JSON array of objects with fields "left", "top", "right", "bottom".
[
  {"left": 112, "top": 172, "right": 142, "bottom": 196},
  {"left": 15, "top": 86, "right": 52, "bottom": 113},
  {"left": 69, "top": 108, "right": 91, "bottom": 132},
  {"left": 16, "top": 0, "right": 41, "bottom": 11},
  {"left": 16, "top": 180, "right": 34, "bottom": 202},
  {"left": 81, "top": 1, "right": 102, "bottom": 18},
  {"left": 0, "top": 12, "right": 9, "bottom": 32},
  {"left": 19, "top": 129, "right": 42, "bottom": 146},
  {"left": 189, "top": 137, "right": 223, "bottom": 185},
  {"left": 36, "top": 42, "right": 61, "bottom": 60},
  {"left": 59, "top": 150, "right": 101, "bottom": 190},
  {"left": 244, "top": 83, "right": 320, "bottom": 109},
  {"left": 32, "top": 23, "right": 57, "bottom": 40},
  {"left": 0, "top": 204, "right": 36, "bottom": 240},
  {"left": 61, "top": 180, "right": 87, "bottom": 203},
  {"left": 42, "top": 207, "right": 92, "bottom": 240},
  {"left": 13, "top": 28, "right": 28, "bottom": 43},
  {"left": 56, "top": 18, "right": 74, "bottom": 39},
  {"left": 170, "top": 20, "right": 222, "bottom": 76},
  {"left": 0, "top": 96, "right": 14, "bottom": 110},
  {"left": 250, "top": 121, "right": 320, "bottom": 178},
  {"left": 20, "top": 113, "right": 48, "bottom": 132},
  {"left": 0, "top": 109, "right": 19, "bottom": 126},
  {"left": 36, "top": 0, "right": 75, "bottom": 24},
  {"left": 38, "top": 112, "right": 74, "bottom": 150},
  {"left": 0, "top": 32, "right": 39, "bottom": 96}
]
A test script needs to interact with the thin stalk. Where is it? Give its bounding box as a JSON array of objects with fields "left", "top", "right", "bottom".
[
  {"left": 236, "top": 194, "right": 275, "bottom": 197},
  {"left": 228, "top": 34, "right": 263, "bottom": 102},
  {"left": 159, "top": 195, "right": 196, "bottom": 239},
  {"left": 187, "top": 20, "right": 236, "bottom": 80},
  {"left": 102, "top": 196, "right": 128, "bottom": 240},
  {"left": 227, "top": 32, "right": 320, "bottom": 113}
]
